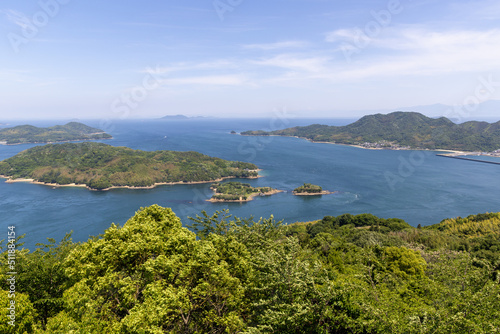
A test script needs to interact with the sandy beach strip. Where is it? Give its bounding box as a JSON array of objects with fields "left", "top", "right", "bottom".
[{"left": 0, "top": 171, "right": 263, "bottom": 191}]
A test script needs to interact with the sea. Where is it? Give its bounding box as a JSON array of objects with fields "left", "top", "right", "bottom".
[{"left": 1, "top": 118, "right": 500, "bottom": 251}]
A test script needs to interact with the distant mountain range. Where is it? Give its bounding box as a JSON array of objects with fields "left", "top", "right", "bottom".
[
  {"left": 0, "top": 122, "right": 112, "bottom": 145},
  {"left": 241, "top": 111, "right": 500, "bottom": 152}
]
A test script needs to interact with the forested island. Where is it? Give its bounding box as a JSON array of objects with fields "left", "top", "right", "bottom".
[
  {"left": 293, "top": 183, "right": 333, "bottom": 195},
  {"left": 208, "top": 181, "right": 282, "bottom": 202},
  {"left": 0, "top": 143, "right": 258, "bottom": 190},
  {"left": 241, "top": 111, "right": 500, "bottom": 152},
  {"left": 2, "top": 206, "right": 499, "bottom": 333},
  {"left": 0, "top": 122, "right": 112, "bottom": 145}
]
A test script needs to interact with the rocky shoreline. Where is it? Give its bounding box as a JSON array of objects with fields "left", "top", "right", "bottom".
[
  {"left": 207, "top": 189, "right": 283, "bottom": 203},
  {"left": 292, "top": 190, "right": 335, "bottom": 196},
  {"left": 0, "top": 171, "right": 262, "bottom": 191}
]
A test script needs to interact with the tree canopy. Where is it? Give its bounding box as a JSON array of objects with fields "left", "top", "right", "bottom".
[
  {"left": 293, "top": 183, "right": 323, "bottom": 194},
  {"left": 1, "top": 207, "right": 499, "bottom": 333}
]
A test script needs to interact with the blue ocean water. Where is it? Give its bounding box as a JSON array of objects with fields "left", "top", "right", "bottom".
[{"left": 1, "top": 118, "right": 500, "bottom": 250}]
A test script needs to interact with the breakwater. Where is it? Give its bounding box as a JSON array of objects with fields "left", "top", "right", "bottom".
[{"left": 436, "top": 154, "right": 500, "bottom": 165}]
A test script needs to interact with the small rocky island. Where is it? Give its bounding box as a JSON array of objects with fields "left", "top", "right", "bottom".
[
  {"left": 0, "top": 143, "right": 259, "bottom": 190},
  {"left": 292, "top": 183, "right": 334, "bottom": 196},
  {"left": 208, "top": 181, "right": 282, "bottom": 203},
  {"left": 0, "top": 122, "right": 112, "bottom": 145}
]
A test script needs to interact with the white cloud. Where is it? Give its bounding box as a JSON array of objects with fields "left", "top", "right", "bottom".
[
  {"left": 139, "top": 26, "right": 500, "bottom": 91},
  {"left": 143, "top": 60, "right": 237, "bottom": 75},
  {"left": 1, "top": 9, "right": 31, "bottom": 29},
  {"left": 375, "top": 28, "right": 500, "bottom": 74},
  {"left": 372, "top": 28, "right": 500, "bottom": 52},
  {"left": 137, "top": 61, "right": 248, "bottom": 89},
  {"left": 0, "top": 69, "right": 67, "bottom": 90},
  {"left": 0, "top": 69, "right": 39, "bottom": 84},
  {"left": 161, "top": 75, "right": 247, "bottom": 86},
  {"left": 242, "top": 40, "right": 309, "bottom": 50},
  {"left": 325, "top": 29, "right": 361, "bottom": 43},
  {"left": 252, "top": 54, "right": 330, "bottom": 73},
  {"left": 323, "top": 26, "right": 500, "bottom": 79},
  {"left": 449, "top": 0, "right": 500, "bottom": 20}
]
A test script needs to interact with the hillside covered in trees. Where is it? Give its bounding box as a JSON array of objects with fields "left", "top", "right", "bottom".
[
  {"left": 0, "top": 122, "right": 112, "bottom": 145},
  {"left": 241, "top": 112, "right": 500, "bottom": 152},
  {"left": 0, "top": 143, "right": 258, "bottom": 190},
  {"left": 2, "top": 206, "right": 499, "bottom": 333}
]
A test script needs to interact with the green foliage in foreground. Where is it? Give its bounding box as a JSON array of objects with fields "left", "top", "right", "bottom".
[
  {"left": 293, "top": 183, "right": 323, "bottom": 193},
  {"left": 210, "top": 181, "right": 275, "bottom": 201},
  {"left": 0, "top": 143, "right": 259, "bottom": 190},
  {"left": 241, "top": 111, "right": 500, "bottom": 151},
  {"left": 1, "top": 207, "right": 500, "bottom": 333},
  {"left": 0, "top": 122, "right": 112, "bottom": 145}
]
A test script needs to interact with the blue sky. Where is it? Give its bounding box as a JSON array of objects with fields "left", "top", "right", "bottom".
[{"left": 1, "top": 0, "right": 500, "bottom": 119}]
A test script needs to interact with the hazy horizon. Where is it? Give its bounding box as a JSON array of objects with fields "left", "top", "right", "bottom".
[{"left": 1, "top": 111, "right": 499, "bottom": 125}]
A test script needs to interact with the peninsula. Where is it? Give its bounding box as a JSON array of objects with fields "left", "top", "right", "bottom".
[
  {"left": 241, "top": 112, "right": 500, "bottom": 152},
  {"left": 0, "top": 143, "right": 259, "bottom": 190},
  {"left": 292, "top": 183, "right": 334, "bottom": 196},
  {"left": 208, "top": 181, "right": 282, "bottom": 202},
  {"left": 0, "top": 122, "right": 112, "bottom": 145}
]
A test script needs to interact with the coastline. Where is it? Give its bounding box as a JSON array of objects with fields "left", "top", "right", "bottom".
[
  {"left": 0, "top": 137, "right": 113, "bottom": 146},
  {"left": 435, "top": 150, "right": 500, "bottom": 158},
  {"left": 0, "top": 170, "right": 262, "bottom": 191},
  {"left": 4, "top": 178, "right": 88, "bottom": 189},
  {"left": 315, "top": 141, "right": 500, "bottom": 158},
  {"left": 241, "top": 133, "right": 499, "bottom": 156},
  {"left": 317, "top": 142, "right": 500, "bottom": 157},
  {"left": 241, "top": 133, "right": 416, "bottom": 151},
  {"left": 207, "top": 189, "right": 283, "bottom": 203},
  {"left": 313, "top": 141, "right": 390, "bottom": 151}
]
